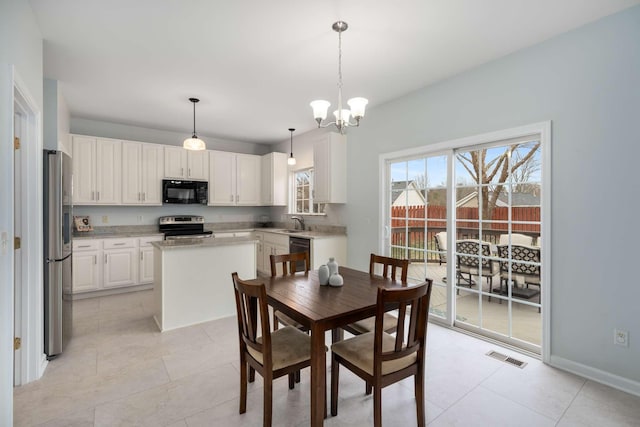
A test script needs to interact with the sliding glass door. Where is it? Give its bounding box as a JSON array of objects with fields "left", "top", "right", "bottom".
[{"left": 385, "top": 133, "right": 543, "bottom": 353}]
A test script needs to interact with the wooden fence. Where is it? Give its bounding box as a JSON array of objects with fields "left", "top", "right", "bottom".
[{"left": 390, "top": 205, "right": 540, "bottom": 261}]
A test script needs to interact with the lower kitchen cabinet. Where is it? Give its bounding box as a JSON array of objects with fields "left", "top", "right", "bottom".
[
  {"left": 261, "top": 232, "right": 289, "bottom": 275},
  {"left": 72, "top": 235, "right": 163, "bottom": 296}
]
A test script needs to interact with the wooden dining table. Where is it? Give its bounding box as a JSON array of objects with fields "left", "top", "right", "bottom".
[{"left": 245, "top": 266, "right": 406, "bottom": 426}]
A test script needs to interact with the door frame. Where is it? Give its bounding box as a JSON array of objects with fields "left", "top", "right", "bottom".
[
  {"left": 12, "top": 68, "right": 46, "bottom": 386},
  {"left": 379, "top": 121, "right": 551, "bottom": 361}
]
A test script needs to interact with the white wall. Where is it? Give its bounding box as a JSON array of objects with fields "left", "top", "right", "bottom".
[
  {"left": 0, "top": 0, "right": 43, "bottom": 424},
  {"left": 343, "top": 6, "right": 640, "bottom": 391},
  {"left": 43, "top": 78, "right": 71, "bottom": 154},
  {"left": 71, "top": 117, "right": 270, "bottom": 155}
]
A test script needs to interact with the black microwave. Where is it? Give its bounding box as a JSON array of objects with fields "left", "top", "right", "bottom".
[{"left": 162, "top": 180, "right": 208, "bottom": 204}]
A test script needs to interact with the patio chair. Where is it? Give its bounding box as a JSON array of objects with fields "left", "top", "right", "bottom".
[
  {"left": 499, "top": 233, "right": 534, "bottom": 246},
  {"left": 434, "top": 231, "right": 447, "bottom": 265},
  {"left": 496, "top": 244, "right": 541, "bottom": 311},
  {"left": 455, "top": 239, "right": 499, "bottom": 299}
]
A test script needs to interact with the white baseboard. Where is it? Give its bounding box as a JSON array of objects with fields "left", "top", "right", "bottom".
[
  {"left": 38, "top": 353, "right": 48, "bottom": 379},
  {"left": 72, "top": 284, "right": 153, "bottom": 300},
  {"left": 549, "top": 355, "right": 640, "bottom": 397}
]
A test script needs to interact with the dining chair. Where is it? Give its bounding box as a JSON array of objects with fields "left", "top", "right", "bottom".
[
  {"left": 270, "top": 252, "right": 310, "bottom": 331},
  {"left": 342, "top": 253, "right": 409, "bottom": 336},
  {"left": 330, "top": 279, "right": 433, "bottom": 427},
  {"left": 231, "top": 272, "right": 312, "bottom": 427},
  {"left": 498, "top": 233, "right": 534, "bottom": 246},
  {"left": 434, "top": 231, "right": 447, "bottom": 265}
]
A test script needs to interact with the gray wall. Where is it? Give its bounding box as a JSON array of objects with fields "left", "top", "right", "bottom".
[
  {"left": 0, "top": 0, "right": 43, "bottom": 423},
  {"left": 344, "top": 6, "right": 640, "bottom": 385}
]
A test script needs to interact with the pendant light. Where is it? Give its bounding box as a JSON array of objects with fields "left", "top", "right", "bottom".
[
  {"left": 310, "top": 21, "right": 368, "bottom": 134},
  {"left": 287, "top": 128, "right": 296, "bottom": 166},
  {"left": 183, "top": 97, "right": 206, "bottom": 151}
]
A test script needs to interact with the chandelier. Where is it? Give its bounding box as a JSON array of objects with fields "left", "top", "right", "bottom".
[
  {"left": 310, "top": 21, "right": 368, "bottom": 134},
  {"left": 287, "top": 128, "right": 296, "bottom": 166},
  {"left": 183, "top": 97, "right": 206, "bottom": 151}
]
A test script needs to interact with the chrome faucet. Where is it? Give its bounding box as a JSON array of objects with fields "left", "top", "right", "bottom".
[{"left": 291, "top": 216, "right": 305, "bottom": 230}]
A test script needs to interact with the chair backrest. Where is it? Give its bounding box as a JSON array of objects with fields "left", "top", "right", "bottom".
[
  {"left": 373, "top": 279, "right": 433, "bottom": 376},
  {"left": 499, "top": 233, "right": 533, "bottom": 246},
  {"left": 270, "top": 252, "right": 310, "bottom": 277},
  {"left": 369, "top": 253, "right": 409, "bottom": 283},
  {"left": 496, "top": 245, "right": 541, "bottom": 276},
  {"left": 434, "top": 232, "right": 447, "bottom": 263},
  {"left": 231, "top": 272, "right": 272, "bottom": 367},
  {"left": 456, "top": 239, "right": 493, "bottom": 268}
]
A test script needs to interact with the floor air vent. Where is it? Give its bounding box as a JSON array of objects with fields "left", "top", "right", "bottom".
[{"left": 486, "top": 350, "right": 527, "bottom": 368}]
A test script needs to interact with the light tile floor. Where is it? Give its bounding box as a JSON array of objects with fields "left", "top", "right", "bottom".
[{"left": 13, "top": 290, "right": 640, "bottom": 426}]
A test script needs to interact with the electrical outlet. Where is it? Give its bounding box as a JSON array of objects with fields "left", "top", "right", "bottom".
[
  {"left": 614, "top": 329, "right": 629, "bottom": 347},
  {"left": 102, "top": 215, "right": 109, "bottom": 224}
]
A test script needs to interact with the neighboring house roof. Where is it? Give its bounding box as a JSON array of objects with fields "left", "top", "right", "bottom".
[{"left": 391, "top": 183, "right": 540, "bottom": 208}]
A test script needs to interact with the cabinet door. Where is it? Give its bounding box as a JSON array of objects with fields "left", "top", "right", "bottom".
[
  {"left": 209, "top": 151, "right": 236, "bottom": 205},
  {"left": 141, "top": 143, "right": 164, "bottom": 204},
  {"left": 187, "top": 150, "right": 209, "bottom": 180},
  {"left": 236, "top": 154, "right": 261, "bottom": 205},
  {"left": 72, "top": 251, "right": 100, "bottom": 292},
  {"left": 164, "top": 146, "right": 187, "bottom": 179},
  {"left": 121, "top": 141, "right": 142, "bottom": 204},
  {"left": 313, "top": 133, "right": 346, "bottom": 203},
  {"left": 103, "top": 248, "right": 137, "bottom": 288},
  {"left": 72, "top": 136, "right": 96, "bottom": 204},
  {"left": 95, "top": 138, "right": 122, "bottom": 204},
  {"left": 139, "top": 247, "right": 155, "bottom": 284}
]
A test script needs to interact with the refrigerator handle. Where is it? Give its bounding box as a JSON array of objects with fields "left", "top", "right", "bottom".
[{"left": 46, "top": 253, "right": 72, "bottom": 263}]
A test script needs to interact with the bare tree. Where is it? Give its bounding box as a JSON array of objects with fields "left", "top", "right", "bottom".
[{"left": 456, "top": 141, "right": 540, "bottom": 223}]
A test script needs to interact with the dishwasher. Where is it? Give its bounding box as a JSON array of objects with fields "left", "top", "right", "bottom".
[{"left": 289, "top": 236, "right": 311, "bottom": 271}]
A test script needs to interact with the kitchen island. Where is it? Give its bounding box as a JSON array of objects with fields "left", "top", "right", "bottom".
[{"left": 152, "top": 236, "right": 257, "bottom": 332}]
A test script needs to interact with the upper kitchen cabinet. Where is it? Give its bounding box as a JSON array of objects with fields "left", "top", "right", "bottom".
[
  {"left": 164, "top": 146, "right": 209, "bottom": 181},
  {"left": 72, "top": 135, "right": 122, "bottom": 205},
  {"left": 261, "top": 152, "right": 288, "bottom": 206},
  {"left": 122, "top": 141, "right": 164, "bottom": 205},
  {"left": 313, "top": 132, "right": 347, "bottom": 203},
  {"left": 209, "top": 151, "right": 261, "bottom": 205}
]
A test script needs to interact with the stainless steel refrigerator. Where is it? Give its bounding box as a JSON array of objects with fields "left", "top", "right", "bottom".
[{"left": 43, "top": 150, "right": 73, "bottom": 359}]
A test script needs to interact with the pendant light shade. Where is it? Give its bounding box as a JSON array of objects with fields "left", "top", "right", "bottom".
[
  {"left": 183, "top": 98, "right": 206, "bottom": 151},
  {"left": 287, "top": 128, "right": 296, "bottom": 166}
]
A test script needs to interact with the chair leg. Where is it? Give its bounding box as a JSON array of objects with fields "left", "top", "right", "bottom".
[
  {"left": 373, "top": 386, "right": 383, "bottom": 427},
  {"left": 365, "top": 382, "right": 372, "bottom": 395},
  {"left": 272, "top": 311, "right": 279, "bottom": 331},
  {"left": 415, "top": 371, "right": 425, "bottom": 427},
  {"left": 331, "top": 354, "right": 340, "bottom": 416},
  {"left": 264, "top": 373, "right": 273, "bottom": 427},
  {"left": 249, "top": 366, "right": 255, "bottom": 383},
  {"left": 295, "top": 369, "right": 301, "bottom": 383},
  {"left": 239, "top": 357, "right": 247, "bottom": 414},
  {"left": 288, "top": 372, "right": 295, "bottom": 390},
  {"left": 488, "top": 276, "right": 493, "bottom": 302}
]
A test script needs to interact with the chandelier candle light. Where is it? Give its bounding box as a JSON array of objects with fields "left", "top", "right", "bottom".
[
  {"left": 287, "top": 128, "right": 296, "bottom": 166},
  {"left": 183, "top": 97, "right": 206, "bottom": 151},
  {"left": 310, "top": 21, "right": 368, "bottom": 134}
]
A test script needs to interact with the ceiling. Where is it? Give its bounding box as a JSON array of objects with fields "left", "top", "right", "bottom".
[{"left": 31, "top": 0, "right": 639, "bottom": 145}]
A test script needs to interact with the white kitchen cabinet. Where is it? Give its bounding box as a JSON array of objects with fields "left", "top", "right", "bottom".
[
  {"left": 209, "top": 151, "right": 261, "bottom": 206},
  {"left": 72, "top": 135, "right": 122, "bottom": 204},
  {"left": 103, "top": 238, "right": 137, "bottom": 288},
  {"left": 313, "top": 132, "right": 347, "bottom": 203},
  {"left": 72, "top": 240, "right": 101, "bottom": 292},
  {"left": 254, "top": 231, "right": 265, "bottom": 273},
  {"left": 261, "top": 232, "right": 290, "bottom": 275},
  {"left": 139, "top": 236, "right": 163, "bottom": 284},
  {"left": 122, "top": 141, "right": 164, "bottom": 205},
  {"left": 261, "top": 152, "right": 288, "bottom": 206},
  {"left": 164, "top": 146, "right": 209, "bottom": 180}
]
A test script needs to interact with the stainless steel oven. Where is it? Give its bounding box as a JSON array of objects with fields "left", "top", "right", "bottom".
[{"left": 159, "top": 215, "right": 213, "bottom": 239}]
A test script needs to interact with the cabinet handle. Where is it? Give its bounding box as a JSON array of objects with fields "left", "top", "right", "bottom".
[
  {"left": 93, "top": 255, "right": 97, "bottom": 265},
  {"left": 140, "top": 252, "right": 143, "bottom": 261},
  {"left": 230, "top": 195, "right": 234, "bottom": 202},
  {"left": 236, "top": 194, "right": 239, "bottom": 203},
  {"left": 104, "top": 254, "right": 107, "bottom": 264},
  {"left": 181, "top": 167, "right": 184, "bottom": 176},
  {"left": 113, "top": 243, "right": 125, "bottom": 246},
  {"left": 189, "top": 168, "right": 191, "bottom": 177},
  {"left": 96, "top": 191, "right": 100, "bottom": 201},
  {"left": 78, "top": 245, "right": 90, "bottom": 248},
  {"left": 142, "top": 192, "right": 146, "bottom": 202},
  {"left": 91, "top": 191, "right": 95, "bottom": 200}
]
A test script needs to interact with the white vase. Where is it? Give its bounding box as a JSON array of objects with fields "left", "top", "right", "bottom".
[
  {"left": 327, "top": 257, "right": 339, "bottom": 276},
  {"left": 329, "top": 273, "right": 344, "bottom": 287},
  {"left": 318, "top": 264, "right": 330, "bottom": 286}
]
